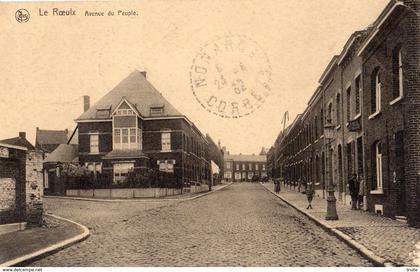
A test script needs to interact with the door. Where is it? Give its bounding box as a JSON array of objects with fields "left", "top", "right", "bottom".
[{"left": 395, "top": 131, "right": 406, "bottom": 216}]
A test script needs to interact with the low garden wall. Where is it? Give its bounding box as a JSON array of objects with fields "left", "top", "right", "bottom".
[{"left": 66, "top": 184, "right": 210, "bottom": 199}]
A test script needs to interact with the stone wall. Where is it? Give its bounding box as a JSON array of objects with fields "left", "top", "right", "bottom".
[{"left": 25, "top": 150, "right": 43, "bottom": 226}]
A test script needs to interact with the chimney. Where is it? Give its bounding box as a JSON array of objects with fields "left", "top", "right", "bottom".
[
  {"left": 83, "top": 95, "right": 90, "bottom": 112},
  {"left": 140, "top": 71, "right": 147, "bottom": 79},
  {"left": 19, "top": 132, "right": 26, "bottom": 139}
]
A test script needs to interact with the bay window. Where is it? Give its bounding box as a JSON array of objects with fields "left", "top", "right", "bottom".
[
  {"left": 114, "top": 128, "right": 141, "bottom": 150},
  {"left": 113, "top": 163, "right": 134, "bottom": 183}
]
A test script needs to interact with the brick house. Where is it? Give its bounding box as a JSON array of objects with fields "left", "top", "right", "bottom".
[
  {"left": 75, "top": 70, "right": 211, "bottom": 187},
  {"left": 358, "top": 0, "right": 420, "bottom": 224},
  {"left": 338, "top": 30, "right": 367, "bottom": 206},
  {"left": 224, "top": 153, "right": 267, "bottom": 182}
]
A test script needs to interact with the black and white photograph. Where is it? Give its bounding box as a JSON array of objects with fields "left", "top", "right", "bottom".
[{"left": 0, "top": 0, "right": 419, "bottom": 269}]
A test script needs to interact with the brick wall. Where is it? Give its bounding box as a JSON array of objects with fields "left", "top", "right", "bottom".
[{"left": 402, "top": 0, "right": 420, "bottom": 227}]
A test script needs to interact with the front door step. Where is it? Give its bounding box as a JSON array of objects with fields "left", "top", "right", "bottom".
[{"left": 395, "top": 215, "right": 407, "bottom": 223}]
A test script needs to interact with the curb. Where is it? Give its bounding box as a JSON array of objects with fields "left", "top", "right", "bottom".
[
  {"left": 260, "top": 183, "right": 395, "bottom": 267},
  {"left": 0, "top": 214, "right": 90, "bottom": 267},
  {"left": 44, "top": 183, "right": 233, "bottom": 203},
  {"left": 181, "top": 182, "right": 233, "bottom": 201}
]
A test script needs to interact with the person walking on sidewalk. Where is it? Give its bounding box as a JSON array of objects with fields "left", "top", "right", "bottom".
[
  {"left": 274, "top": 179, "right": 281, "bottom": 194},
  {"left": 306, "top": 181, "right": 314, "bottom": 209},
  {"left": 348, "top": 173, "right": 359, "bottom": 210},
  {"left": 358, "top": 175, "right": 365, "bottom": 210}
]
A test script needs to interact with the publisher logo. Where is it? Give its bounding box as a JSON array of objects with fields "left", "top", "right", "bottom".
[{"left": 15, "top": 9, "right": 30, "bottom": 23}]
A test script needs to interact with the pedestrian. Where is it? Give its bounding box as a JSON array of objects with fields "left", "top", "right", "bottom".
[
  {"left": 306, "top": 181, "right": 314, "bottom": 209},
  {"left": 274, "top": 179, "right": 281, "bottom": 194},
  {"left": 298, "top": 178, "right": 302, "bottom": 192},
  {"left": 348, "top": 173, "right": 359, "bottom": 210},
  {"left": 358, "top": 175, "right": 365, "bottom": 210}
]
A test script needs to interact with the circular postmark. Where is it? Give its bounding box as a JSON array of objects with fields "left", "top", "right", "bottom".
[
  {"left": 190, "top": 34, "right": 272, "bottom": 118},
  {"left": 15, "top": 9, "right": 30, "bottom": 23}
]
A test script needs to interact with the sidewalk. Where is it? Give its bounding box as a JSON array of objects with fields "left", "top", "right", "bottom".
[
  {"left": 261, "top": 182, "right": 420, "bottom": 267},
  {"left": 0, "top": 214, "right": 89, "bottom": 267},
  {"left": 44, "top": 182, "right": 232, "bottom": 202}
]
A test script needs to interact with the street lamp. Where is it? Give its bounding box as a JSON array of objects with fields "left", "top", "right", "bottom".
[{"left": 324, "top": 123, "right": 339, "bottom": 220}]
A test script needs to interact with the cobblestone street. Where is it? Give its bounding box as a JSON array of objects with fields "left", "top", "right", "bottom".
[{"left": 31, "top": 183, "right": 372, "bottom": 266}]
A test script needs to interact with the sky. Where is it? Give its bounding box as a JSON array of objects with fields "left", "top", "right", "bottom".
[{"left": 0, "top": 0, "right": 389, "bottom": 154}]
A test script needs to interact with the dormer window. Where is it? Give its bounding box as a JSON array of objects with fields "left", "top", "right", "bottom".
[
  {"left": 150, "top": 105, "right": 164, "bottom": 116},
  {"left": 96, "top": 106, "right": 111, "bottom": 119}
]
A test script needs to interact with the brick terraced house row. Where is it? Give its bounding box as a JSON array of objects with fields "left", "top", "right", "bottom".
[
  {"left": 75, "top": 70, "right": 212, "bottom": 188},
  {"left": 269, "top": 0, "right": 420, "bottom": 227}
]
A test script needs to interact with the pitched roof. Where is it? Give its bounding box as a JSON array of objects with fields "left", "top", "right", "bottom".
[
  {"left": 36, "top": 129, "right": 69, "bottom": 145},
  {"left": 43, "top": 144, "right": 78, "bottom": 163},
  {"left": 0, "top": 136, "right": 35, "bottom": 150},
  {"left": 76, "top": 70, "right": 182, "bottom": 121},
  {"left": 224, "top": 154, "right": 267, "bottom": 162}
]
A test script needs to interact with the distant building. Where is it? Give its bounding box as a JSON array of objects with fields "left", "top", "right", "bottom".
[
  {"left": 224, "top": 153, "right": 267, "bottom": 182},
  {"left": 0, "top": 132, "right": 35, "bottom": 151},
  {"left": 35, "top": 128, "right": 69, "bottom": 155},
  {"left": 259, "top": 147, "right": 268, "bottom": 156},
  {"left": 43, "top": 144, "right": 78, "bottom": 195}
]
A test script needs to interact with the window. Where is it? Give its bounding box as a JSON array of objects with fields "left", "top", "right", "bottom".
[
  {"left": 113, "top": 163, "right": 134, "bottom": 183},
  {"left": 327, "top": 103, "right": 332, "bottom": 124},
  {"left": 85, "top": 162, "right": 102, "bottom": 174},
  {"left": 336, "top": 93, "right": 341, "bottom": 126},
  {"left": 248, "top": 172, "right": 254, "bottom": 180},
  {"left": 226, "top": 162, "right": 231, "bottom": 169},
  {"left": 236, "top": 164, "right": 239, "bottom": 171},
  {"left": 374, "top": 142, "right": 383, "bottom": 190},
  {"left": 114, "top": 128, "right": 141, "bottom": 150},
  {"left": 392, "top": 45, "right": 403, "bottom": 100},
  {"left": 249, "top": 163, "right": 252, "bottom": 170},
  {"left": 255, "top": 164, "right": 259, "bottom": 171},
  {"left": 235, "top": 172, "right": 241, "bottom": 180},
  {"left": 90, "top": 134, "right": 99, "bottom": 154},
  {"left": 115, "top": 108, "right": 135, "bottom": 116},
  {"left": 314, "top": 116, "right": 318, "bottom": 139},
  {"left": 346, "top": 86, "right": 351, "bottom": 121},
  {"left": 161, "top": 132, "right": 171, "bottom": 151},
  {"left": 242, "top": 164, "right": 245, "bottom": 171},
  {"left": 262, "top": 164, "right": 266, "bottom": 171},
  {"left": 150, "top": 106, "right": 164, "bottom": 116},
  {"left": 355, "top": 76, "right": 361, "bottom": 115},
  {"left": 371, "top": 68, "right": 381, "bottom": 115}
]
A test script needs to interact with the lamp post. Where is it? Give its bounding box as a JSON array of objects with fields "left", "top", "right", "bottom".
[{"left": 324, "top": 123, "right": 339, "bottom": 220}]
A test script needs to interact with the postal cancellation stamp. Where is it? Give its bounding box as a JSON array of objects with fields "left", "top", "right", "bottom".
[{"left": 190, "top": 34, "right": 272, "bottom": 118}]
